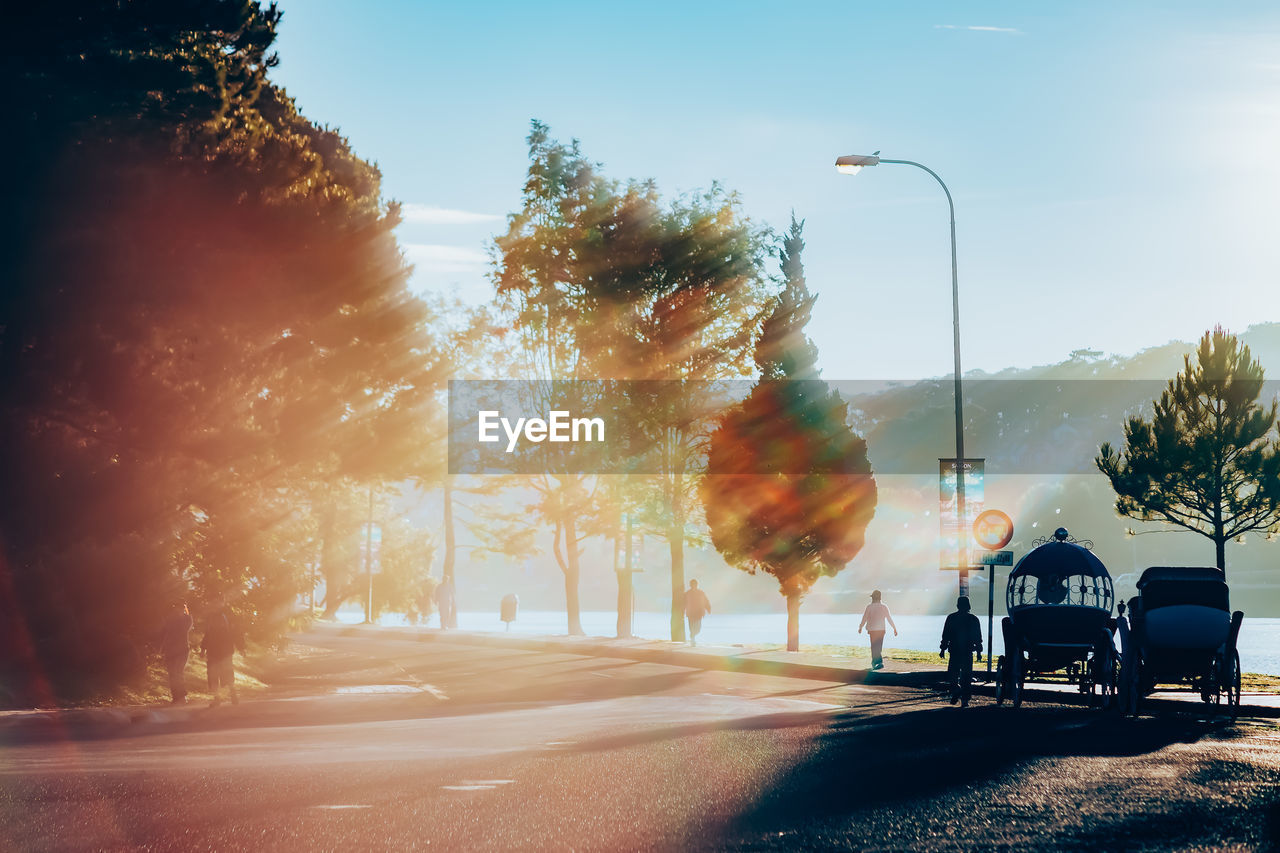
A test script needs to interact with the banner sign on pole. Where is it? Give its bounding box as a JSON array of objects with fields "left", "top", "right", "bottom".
[{"left": 939, "top": 458, "right": 984, "bottom": 569}]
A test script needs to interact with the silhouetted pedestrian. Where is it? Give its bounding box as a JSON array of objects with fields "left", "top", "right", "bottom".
[
  {"left": 684, "top": 580, "right": 711, "bottom": 646},
  {"left": 159, "top": 601, "right": 192, "bottom": 704},
  {"left": 201, "top": 606, "right": 244, "bottom": 706},
  {"left": 858, "top": 589, "right": 898, "bottom": 670},
  {"left": 1116, "top": 599, "right": 1139, "bottom": 715},
  {"left": 940, "top": 596, "right": 983, "bottom": 706}
]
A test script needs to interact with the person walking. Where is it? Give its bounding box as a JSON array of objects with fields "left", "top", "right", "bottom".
[
  {"left": 159, "top": 601, "right": 192, "bottom": 704},
  {"left": 684, "top": 580, "right": 711, "bottom": 647},
  {"left": 940, "top": 595, "right": 984, "bottom": 707},
  {"left": 857, "top": 589, "right": 898, "bottom": 670},
  {"left": 201, "top": 606, "right": 244, "bottom": 707}
]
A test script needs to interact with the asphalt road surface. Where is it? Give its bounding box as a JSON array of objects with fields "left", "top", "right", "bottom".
[{"left": 3, "top": 630, "right": 1280, "bottom": 851}]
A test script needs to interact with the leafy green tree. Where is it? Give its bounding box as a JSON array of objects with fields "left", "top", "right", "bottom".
[
  {"left": 430, "top": 299, "right": 511, "bottom": 628},
  {"left": 371, "top": 515, "right": 437, "bottom": 623},
  {"left": 702, "top": 217, "right": 877, "bottom": 651},
  {"left": 1, "top": 0, "right": 443, "bottom": 701},
  {"left": 620, "top": 190, "right": 767, "bottom": 641},
  {"left": 492, "top": 122, "right": 626, "bottom": 635},
  {"left": 493, "top": 122, "right": 769, "bottom": 637},
  {"left": 1097, "top": 328, "right": 1280, "bottom": 572}
]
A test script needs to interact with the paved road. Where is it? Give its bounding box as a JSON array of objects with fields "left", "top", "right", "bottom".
[{"left": 3, "top": 630, "right": 1280, "bottom": 851}]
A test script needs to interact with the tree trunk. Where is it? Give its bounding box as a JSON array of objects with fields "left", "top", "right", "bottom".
[
  {"left": 564, "top": 515, "right": 584, "bottom": 636},
  {"left": 319, "top": 499, "right": 343, "bottom": 618},
  {"left": 616, "top": 570, "right": 631, "bottom": 638},
  {"left": 1215, "top": 534, "right": 1226, "bottom": 574},
  {"left": 786, "top": 591, "right": 801, "bottom": 652},
  {"left": 442, "top": 478, "right": 458, "bottom": 628},
  {"left": 668, "top": 471, "right": 687, "bottom": 643},
  {"left": 669, "top": 526, "right": 686, "bottom": 642}
]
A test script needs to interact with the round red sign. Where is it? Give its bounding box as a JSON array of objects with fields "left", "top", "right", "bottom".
[{"left": 973, "top": 509, "right": 1014, "bottom": 551}]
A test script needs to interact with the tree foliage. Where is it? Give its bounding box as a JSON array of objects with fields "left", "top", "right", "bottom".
[
  {"left": 491, "top": 121, "right": 768, "bottom": 636},
  {"left": 702, "top": 216, "right": 877, "bottom": 650},
  {"left": 1097, "top": 327, "right": 1280, "bottom": 571},
  {"left": 1, "top": 0, "right": 443, "bottom": 702}
]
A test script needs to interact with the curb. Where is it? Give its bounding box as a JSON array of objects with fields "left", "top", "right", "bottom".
[
  {"left": 320, "top": 623, "right": 964, "bottom": 688},
  {"left": 319, "top": 622, "right": 1280, "bottom": 719}
]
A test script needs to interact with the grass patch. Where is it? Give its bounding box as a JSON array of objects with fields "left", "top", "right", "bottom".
[
  {"left": 744, "top": 643, "right": 945, "bottom": 666},
  {"left": 736, "top": 643, "right": 1280, "bottom": 691},
  {"left": 1242, "top": 672, "right": 1280, "bottom": 692},
  {"left": 55, "top": 650, "right": 271, "bottom": 710}
]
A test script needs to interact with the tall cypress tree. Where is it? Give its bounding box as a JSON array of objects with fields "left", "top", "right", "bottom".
[{"left": 702, "top": 215, "right": 877, "bottom": 650}]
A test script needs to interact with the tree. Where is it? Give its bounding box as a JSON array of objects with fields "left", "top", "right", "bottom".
[
  {"left": 1097, "top": 327, "right": 1280, "bottom": 572},
  {"left": 1, "top": 0, "right": 443, "bottom": 701},
  {"left": 702, "top": 216, "right": 877, "bottom": 650},
  {"left": 426, "top": 297, "right": 509, "bottom": 628},
  {"left": 622, "top": 189, "right": 768, "bottom": 642},
  {"left": 492, "top": 122, "right": 607, "bottom": 635},
  {"left": 371, "top": 513, "right": 437, "bottom": 624},
  {"left": 492, "top": 123, "right": 770, "bottom": 637}
]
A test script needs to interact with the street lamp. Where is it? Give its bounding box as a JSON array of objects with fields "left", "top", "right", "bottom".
[{"left": 836, "top": 153, "right": 970, "bottom": 595}]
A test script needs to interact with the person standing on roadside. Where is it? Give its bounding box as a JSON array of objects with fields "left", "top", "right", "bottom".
[
  {"left": 201, "top": 605, "right": 244, "bottom": 706},
  {"left": 858, "top": 589, "right": 897, "bottom": 670},
  {"left": 684, "top": 580, "right": 711, "bottom": 647},
  {"left": 159, "top": 601, "right": 192, "bottom": 704},
  {"left": 940, "top": 596, "right": 984, "bottom": 707}
]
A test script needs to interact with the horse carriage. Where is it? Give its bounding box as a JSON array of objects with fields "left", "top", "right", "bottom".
[
  {"left": 1118, "top": 566, "right": 1244, "bottom": 717},
  {"left": 995, "top": 528, "right": 1118, "bottom": 708}
]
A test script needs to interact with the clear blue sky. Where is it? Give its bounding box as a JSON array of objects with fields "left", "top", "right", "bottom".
[{"left": 271, "top": 1, "right": 1280, "bottom": 379}]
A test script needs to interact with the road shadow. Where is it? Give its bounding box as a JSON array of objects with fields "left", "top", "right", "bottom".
[{"left": 726, "top": 705, "right": 1230, "bottom": 837}]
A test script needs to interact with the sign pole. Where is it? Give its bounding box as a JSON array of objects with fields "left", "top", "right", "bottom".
[
  {"left": 987, "top": 561, "right": 995, "bottom": 674},
  {"left": 364, "top": 483, "right": 374, "bottom": 624},
  {"left": 617, "top": 513, "right": 634, "bottom": 639},
  {"left": 972, "top": 509, "right": 1015, "bottom": 678}
]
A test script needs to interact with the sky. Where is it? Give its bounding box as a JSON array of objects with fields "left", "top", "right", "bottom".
[{"left": 270, "top": 0, "right": 1280, "bottom": 380}]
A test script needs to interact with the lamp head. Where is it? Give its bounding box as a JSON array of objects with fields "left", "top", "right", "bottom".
[{"left": 835, "top": 153, "right": 881, "bottom": 175}]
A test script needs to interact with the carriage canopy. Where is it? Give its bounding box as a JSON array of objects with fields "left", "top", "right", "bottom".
[
  {"left": 1136, "top": 566, "right": 1229, "bottom": 612},
  {"left": 1007, "top": 528, "right": 1114, "bottom": 611}
]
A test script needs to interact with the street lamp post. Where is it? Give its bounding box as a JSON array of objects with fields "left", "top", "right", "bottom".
[{"left": 836, "top": 153, "right": 970, "bottom": 596}]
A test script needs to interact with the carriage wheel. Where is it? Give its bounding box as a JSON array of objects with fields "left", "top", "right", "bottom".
[
  {"left": 1010, "top": 649, "right": 1025, "bottom": 709},
  {"left": 1119, "top": 653, "right": 1141, "bottom": 716},
  {"left": 1108, "top": 655, "right": 1121, "bottom": 710},
  {"left": 1207, "top": 651, "right": 1229, "bottom": 707},
  {"left": 1225, "top": 648, "right": 1242, "bottom": 720},
  {"left": 995, "top": 656, "right": 1007, "bottom": 706},
  {"left": 1202, "top": 660, "right": 1219, "bottom": 705},
  {"left": 1090, "top": 651, "right": 1118, "bottom": 710}
]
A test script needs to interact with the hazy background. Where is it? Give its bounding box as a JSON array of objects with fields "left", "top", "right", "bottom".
[{"left": 267, "top": 1, "right": 1280, "bottom": 616}]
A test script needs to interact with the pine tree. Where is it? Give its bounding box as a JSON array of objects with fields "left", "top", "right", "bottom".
[
  {"left": 1097, "top": 327, "right": 1280, "bottom": 572},
  {"left": 702, "top": 215, "right": 877, "bottom": 650}
]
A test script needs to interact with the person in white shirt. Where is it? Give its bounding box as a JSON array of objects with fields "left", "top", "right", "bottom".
[{"left": 858, "top": 589, "right": 898, "bottom": 670}]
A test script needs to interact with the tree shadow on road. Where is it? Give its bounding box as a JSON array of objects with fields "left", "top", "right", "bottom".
[{"left": 723, "top": 704, "right": 1240, "bottom": 844}]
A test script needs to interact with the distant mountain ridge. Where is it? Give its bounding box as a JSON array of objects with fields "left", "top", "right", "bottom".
[{"left": 827, "top": 322, "right": 1280, "bottom": 615}]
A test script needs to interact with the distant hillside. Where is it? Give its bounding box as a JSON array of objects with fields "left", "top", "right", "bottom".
[
  {"left": 425, "top": 324, "right": 1280, "bottom": 623},
  {"left": 831, "top": 322, "right": 1280, "bottom": 615}
]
